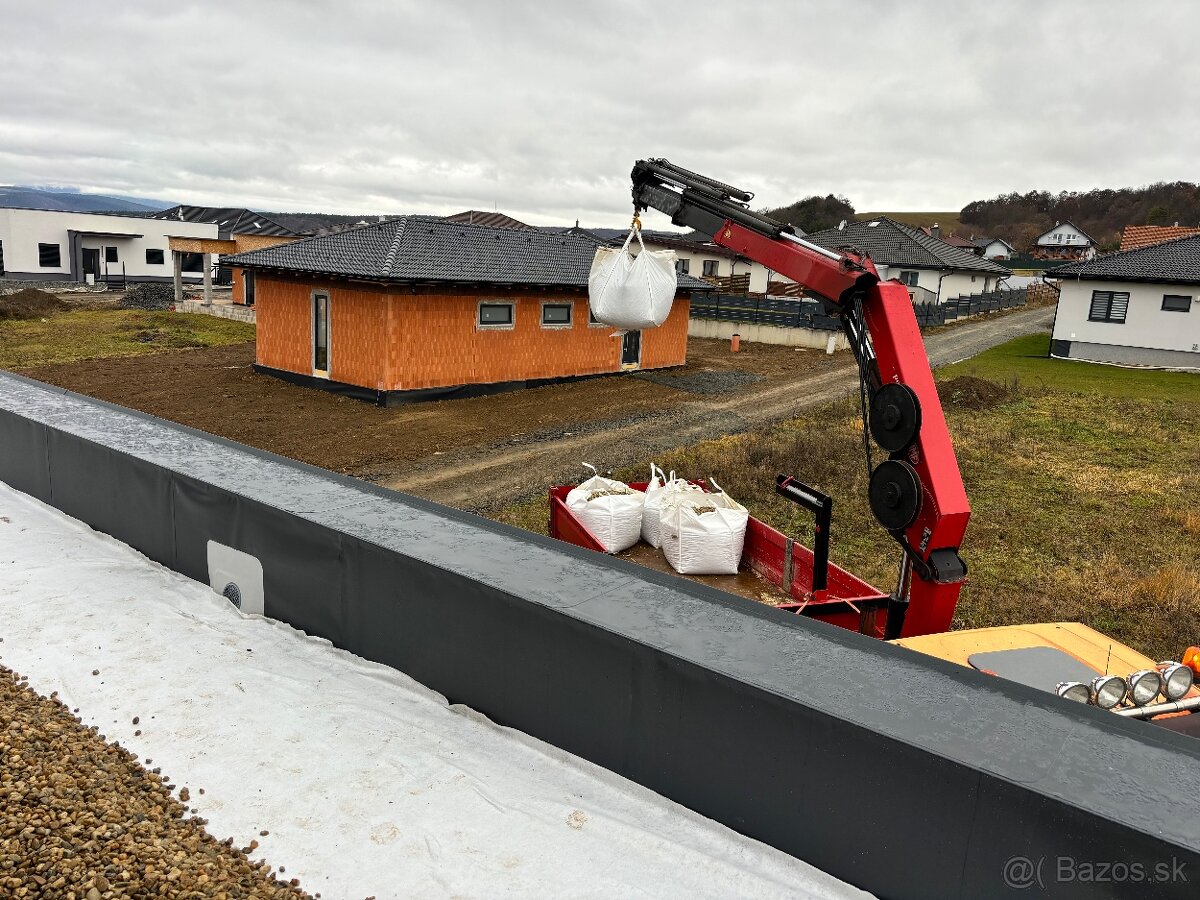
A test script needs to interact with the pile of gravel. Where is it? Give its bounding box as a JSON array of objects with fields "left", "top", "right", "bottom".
[
  {"left": 0, "top": 288, "right": 69, "bottom": 321},
  {"left": 118, "top": 283, "right": 177, "bottom": 311},
  {"left": 633, "top": 368, "right": 763, "bottom": 395},
  {"left": 0, "top": 664, "right": 312, "bottom": 898}
]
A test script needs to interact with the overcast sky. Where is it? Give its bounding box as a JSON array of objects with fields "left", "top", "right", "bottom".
[{"left": 1, "top": 1, "right": 1196, "bottom": 227}]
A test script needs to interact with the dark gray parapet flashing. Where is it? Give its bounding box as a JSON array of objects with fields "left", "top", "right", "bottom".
[{"left": 1, "top": 370, "right": 1198, "bottom": 899}]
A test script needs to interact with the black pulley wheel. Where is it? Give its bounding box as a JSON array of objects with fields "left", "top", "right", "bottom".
[
  {"left": 869, "top": 383, "right": 921, "bottom": 452},
  {"left": 869, "top": 459, "right": 922, "bottom": 531}
]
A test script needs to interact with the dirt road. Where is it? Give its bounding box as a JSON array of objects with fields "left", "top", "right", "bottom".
[
  {"left": 17, "top": 305, "right": 1053, "bottom": 513},
  {"left": 388, "top": 306, "right": 1056, "bottom": 510}
]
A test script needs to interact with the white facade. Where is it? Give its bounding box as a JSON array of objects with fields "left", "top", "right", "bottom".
[
  {"left": 1051, "top": 278, "right": 1200, "bottom": 367},
  {"left": 0, "top": 208, "right": 218, "bottom": 282},
  {"left": 643, "top": 239, "right": 778, "bottom": 293},
  {"left": 979, "top": 239, "right": 1013, "bottom": 260},
  {"left": 1036, "top": 222, "right": 1092, "bottom": 249},
  {"left": 874, "top": 265, "right": 1003, "bottom": 302}
]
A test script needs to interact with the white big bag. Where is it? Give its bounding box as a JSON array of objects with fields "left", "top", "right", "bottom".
[
  {"left": 660, "top": 478, "right": 749, "bottom": 575},
  {"left": 588, "top": 224, "right": 678, "bottom": 331},
  {"left": 566, "top": 464, "right": 645, "bottom": 554},
  {"left": 642, "top": 467, "right": 704, "bottom": 549}
]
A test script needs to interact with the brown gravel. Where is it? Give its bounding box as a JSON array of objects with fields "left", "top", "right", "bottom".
[{"left": 0, "top": 665, "right": 311, "bottom": 898}]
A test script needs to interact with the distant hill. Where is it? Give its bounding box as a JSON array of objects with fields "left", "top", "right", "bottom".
[
  {"left": 855, "top": 211, "right": 968, "bottom": 236},
  {"left": 0, "top": 186, "right": 176, "bottom": 213},
  {"left": 762, "top": 194, "right": 855, "bottom": 234},
  {"left": 959, "top": 183, "right": 1200, "bottom": 252}
]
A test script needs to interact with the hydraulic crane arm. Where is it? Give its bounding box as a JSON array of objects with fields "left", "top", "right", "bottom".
[{"left": 631, "top": 159, "right": 970, "bottom": 638}]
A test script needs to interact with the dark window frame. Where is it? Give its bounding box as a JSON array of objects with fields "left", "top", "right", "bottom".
[
  {"left": 1088, "top": 290, "right": 1130, "bottom": 324},
  {"left": 181, "top": 252, "right": 204, "bottom": 273},
  {"left": 898, "top": 270, "right": 920, "bottom": 287},
  {"left": 145, "top": 248, "right": 165, "bottom": 265},
  {"left": 675, "top": 258, "right": 691, "bottom": 275},
  {"left": 1162, "top": 294, "right": 1192, "bottom": 313},
  {"left": 478, "top": 301, "right": 514, "bottom": 328},
  {"left": 312, "top": 290, "right": 330, "bottom": 375},
  {"left": 104, "top": 246, "right": 119, "bottom": 263},
  {"left": 702, "top": 259, "right": 720, "bottom": 277},
  {"left": 244, "top": 271, "right": 256, "bottom": 306},
  {"left": 541, "top": 302, "right": 572, "bottom": 328},
  {"left": 38, "top": 243, "right": 61, "bottom": 268}
]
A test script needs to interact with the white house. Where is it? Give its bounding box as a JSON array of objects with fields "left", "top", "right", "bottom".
[
  {"left": 1049, "top": 233, "right": 1200, "bottom": 368},
  {"left": 973, "top": 236, "right": 1016, "bottom": 260},
  {"left": 549, "top": 226, "right": 781, "bottom": 294},
  {"left": 1032, "top": 221, "right": 1096, "bottom": 260},
  {"left": 0, "top": 207, "right": 218, "bottom": 284},
  {"left": 802, "top": 217, "right": 1010, "bottom": 303}
]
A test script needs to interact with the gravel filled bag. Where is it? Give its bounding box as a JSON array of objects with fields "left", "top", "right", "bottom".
[
  {"left": 588, "top": 225, "right": 678, "bottom": 331},
  {"left": 566, "top": 464, "right": 645, "bottom": 554},
  {"left": 660, "top": 478, "right": 749, "bottom": 575},
  {"left": 642, "top": 468, "right": 703, "bottom": 549}
]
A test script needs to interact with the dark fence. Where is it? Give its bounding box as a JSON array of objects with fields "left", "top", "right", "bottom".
[
  {"left": 690, "top": 294, "right": 841, "bottom": 331},
  {"left": 693, "top": 287, "right": 1029, "bottom": 332}
]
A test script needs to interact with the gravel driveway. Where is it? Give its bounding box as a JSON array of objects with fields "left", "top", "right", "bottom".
[{"left": 386, "top": 306, "right": 1056, "bottom": 511}]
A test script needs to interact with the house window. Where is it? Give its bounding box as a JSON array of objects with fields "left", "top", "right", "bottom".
[
  {"left": 898, "top": 270, "right": 919, "bottom": 287},
  {"left": 589, "top": 308, "right": 604, "bottom": 327},
  {"left": 478, "top": 302, "right": 514, "bottom": 328},
  {"left": 105, "top": 246, "right": 118, "bottom": 263},
  {"left": 1162, "top": 294, "right": 1192, "bottom": 312},
  {"left": 244, "top": 271, "right": 256, "bottom": 305},
  {"left": 145, "top": 248, "right": 165, "bottom": 265},
  {"left": 181, "top": 252, "right": 203, "bottom": 273},
  {"left": 312, "top": 292, "right": 330, "bottom": 374},
  {"left": 702, "top": 259, "right": 720, "bottom": 277},
  {"left": 1088, "top": 290, "right": 1129, "bottom": 324},
  {"left": 675, "top": 258, "right": 691, "bottom": 275},
  {"left": 541, "top": 302, "right": 572, "bottom": 327},
  {"left": 38, "top": 243, "right": 61, "bottom": 267}
]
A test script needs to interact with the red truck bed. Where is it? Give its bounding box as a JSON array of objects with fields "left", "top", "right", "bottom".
[{"left": 548, "top": 483, "right": 890, "bottom": 637}]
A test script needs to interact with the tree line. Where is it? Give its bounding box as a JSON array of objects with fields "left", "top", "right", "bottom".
[
  {"left": 762, "top": 182, "right": 1200, "bottom": 252},
  {"left": 959, "top": 182, "right": 1200, "bottom": 251}
]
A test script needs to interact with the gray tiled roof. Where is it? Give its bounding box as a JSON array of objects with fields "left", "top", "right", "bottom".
[
  {"left": 1049, "top": 232, "right": 1200, "bottom": 285},
  {"left": 226, "top": 215, "right": 713, "bottom": 290},
  {"left": 802, "top": 217, "right": 1010, "bottom": 275},
  {"left": 151, "top": 205, "right": 299, "bottom": 237}
]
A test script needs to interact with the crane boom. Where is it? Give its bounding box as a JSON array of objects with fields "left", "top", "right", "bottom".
[{"left": 630, "top": 159, "right": 970, "bottom": 638}]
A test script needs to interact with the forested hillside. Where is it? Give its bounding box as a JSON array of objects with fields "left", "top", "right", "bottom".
[
  {"left": 762, "top": 194, "right": 855, "bottom": 233},
  {"left": 960, "top": 182, "right": 1200, "bottom": 251}
]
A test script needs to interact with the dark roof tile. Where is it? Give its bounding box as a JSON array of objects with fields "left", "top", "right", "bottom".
[
  {"left": 802, "top": 217, "right": 1010, "bottom": 274},
  {"left": 226, "top": 215, "right": 712, "bottom": 290},
  {"left": 1049, "top": 232, "right": 1200, "bottom": 284}
]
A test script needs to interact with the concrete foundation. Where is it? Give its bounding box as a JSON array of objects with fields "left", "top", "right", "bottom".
[{"left": 688, "top": 318, "right": 849, "bottom": 350}]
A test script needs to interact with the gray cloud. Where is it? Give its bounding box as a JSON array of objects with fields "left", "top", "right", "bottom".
[{"left": 1, "top": 0, "right": 1196, "bottom": 227}]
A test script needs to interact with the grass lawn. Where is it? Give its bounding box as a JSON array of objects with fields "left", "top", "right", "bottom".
[
  {"left": 0, "top": 310, "right": 255, "bottom": 369},
  {"left": 493, "top": 333, "right": 1200, "bottom": 659}
]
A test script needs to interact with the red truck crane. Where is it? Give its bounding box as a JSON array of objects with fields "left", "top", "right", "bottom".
[{"left": 629, "top": 158, "right": 969, "bottom": 639}]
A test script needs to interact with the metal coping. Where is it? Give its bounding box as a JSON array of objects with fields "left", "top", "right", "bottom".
[{"left": 1, "top": 369, "right": 1198, "bottom": 899}]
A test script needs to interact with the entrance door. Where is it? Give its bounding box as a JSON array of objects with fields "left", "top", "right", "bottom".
[
  {"left": 621, "top": 330, "right": 641, "bottom": 368},
  {"left": 82, "top": 248, "right": 99, "bottom": 278},
  {"left": 313, "top": 292, "right": 330, "bottom": 376}
]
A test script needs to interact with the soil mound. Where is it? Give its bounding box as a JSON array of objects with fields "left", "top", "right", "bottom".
[
  {"left": 0, "top": 288, "right": 68, "bottom": 320},
  {"left": 939, "top": 375, "right": 1010, "bottom": 410}
]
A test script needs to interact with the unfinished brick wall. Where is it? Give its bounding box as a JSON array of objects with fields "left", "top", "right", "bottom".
[{"left": 253, "top": 273, "right": 691, "bottom": 392}]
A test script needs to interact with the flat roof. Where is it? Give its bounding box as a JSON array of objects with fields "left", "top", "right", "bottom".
[{"left": 0, "top": 481, "right": 864, "bottom": 900}]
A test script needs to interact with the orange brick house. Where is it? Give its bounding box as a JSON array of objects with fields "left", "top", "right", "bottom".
[{"left": 226, "top": 216, "right": 709, "bottom": 403}]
